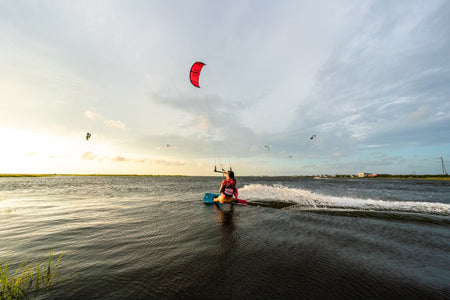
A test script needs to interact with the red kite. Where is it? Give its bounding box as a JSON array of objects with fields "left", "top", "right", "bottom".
[{"left": 190, "top": 62, "right": 205, "bottom": 88}]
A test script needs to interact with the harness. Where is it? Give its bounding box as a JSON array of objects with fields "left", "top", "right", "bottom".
[{"left": 222, "top": 178, "right": 237, "bottom": 198}]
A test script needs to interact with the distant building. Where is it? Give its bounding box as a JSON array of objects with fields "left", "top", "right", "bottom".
[{"left": 358, "top": 173, "right": 378, "bottom": 177}]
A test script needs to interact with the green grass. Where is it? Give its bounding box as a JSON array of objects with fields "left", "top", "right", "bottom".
[
  {"left": 0, "top": 174, "right": 56, "bottom": 177},
  {"left": 420, "top": 177, "right": 450, "bottom": 181},
  {"left": 0, "top": 250, "right": 63, "bottom": 300},
  {"left": 374, "top": 174, "right": 450, "bottom": 180},
  {"left": 0, "top": 173, "right": 185, "bottom": 177}
]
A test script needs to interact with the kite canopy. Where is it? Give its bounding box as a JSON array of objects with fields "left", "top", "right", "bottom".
[{"left": 190, "top": 62, "right": 205, "bottom": 88}]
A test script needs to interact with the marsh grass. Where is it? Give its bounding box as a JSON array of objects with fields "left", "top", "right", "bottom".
[
  {"left": 0, "top": 250, "right": 63, "bottom": 300},
  {"left": 0, "top": 174, "right": 56, "bottom": 177},
  {"left": 0, "top": 173, "right": 185, "bottom": 177}
]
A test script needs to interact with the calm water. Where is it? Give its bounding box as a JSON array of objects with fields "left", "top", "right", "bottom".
[{"left": 0, "top": 176, "right": 449, "bottom": 299}]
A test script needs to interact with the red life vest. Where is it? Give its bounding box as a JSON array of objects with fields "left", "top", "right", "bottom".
[{"left": 221, "top": 178, "right": 238, "bottom": 198}]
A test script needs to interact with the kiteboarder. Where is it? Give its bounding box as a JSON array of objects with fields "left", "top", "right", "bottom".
[{"left": 214, "top": 170, "right": 238, "bottom": 204}]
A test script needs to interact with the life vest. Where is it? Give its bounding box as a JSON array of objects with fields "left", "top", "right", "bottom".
[{"left": 221, "top": 178, "right": 237, "bottom": 198}]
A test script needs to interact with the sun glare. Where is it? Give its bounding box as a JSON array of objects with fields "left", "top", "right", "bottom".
[{"left": 0, "top": 127, "right": 110, "bottom": 174}]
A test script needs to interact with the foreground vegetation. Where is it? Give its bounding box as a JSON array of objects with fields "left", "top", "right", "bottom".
[
  {"left": 375, "top": 174, "right": 450, "bottom": 180},
  {"left": 0, "top": 251, "right": 63, "bottom": 300},
  {"left": 324, "top": 174, "right": 450, "bottom": 180},
  {"left": 0, "top": 174, "right": 57, "bottom": 177}
]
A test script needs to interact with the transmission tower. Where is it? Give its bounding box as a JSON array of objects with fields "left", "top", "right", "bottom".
[{"left": 441, "top": 156, "right": 448, "bottom": 175}]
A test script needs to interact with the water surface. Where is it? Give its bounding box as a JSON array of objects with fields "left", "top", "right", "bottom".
[{"left": 1, "top": 176, "right": 448, "bottom": 299}]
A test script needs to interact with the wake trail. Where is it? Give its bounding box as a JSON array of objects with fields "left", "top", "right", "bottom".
[{"left": 239, "top": 184, "right": 450, "bottom": 216}]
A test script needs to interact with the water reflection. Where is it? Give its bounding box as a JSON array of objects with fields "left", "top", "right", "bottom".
[
  {"left": 213, "top": 203, "right": 238, "bottom": 254},
  {"left": 214, "top": 203, "right": 235, "bottom": 227}
]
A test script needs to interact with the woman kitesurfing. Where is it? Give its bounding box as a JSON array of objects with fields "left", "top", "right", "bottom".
[{"left": 214, "top": 170, "right": 238, "bottom": 204}]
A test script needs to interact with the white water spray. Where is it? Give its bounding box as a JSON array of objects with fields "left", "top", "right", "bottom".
[{"left": 239, "top": 184, "right": 450, "bottom": 216}]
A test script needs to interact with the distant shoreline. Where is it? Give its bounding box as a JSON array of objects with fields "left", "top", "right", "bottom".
[
  {"left": 0, "top": 174, "right": 186, "bottom": 177},
  {"left": 0, "top": 173, "right": 448, "bottom": 180}
]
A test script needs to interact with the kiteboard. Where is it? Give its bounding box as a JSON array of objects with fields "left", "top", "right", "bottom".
[{"left": 203, "top": 193, "right": 248, "bottom": 205}]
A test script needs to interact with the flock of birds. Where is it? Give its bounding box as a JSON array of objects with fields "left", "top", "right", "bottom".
[
  {"left": 263, "top": 135, "right": 317, "bottom": 159},
  {"left": 85, "top": 132, "right": 317, "bottom": 159}
]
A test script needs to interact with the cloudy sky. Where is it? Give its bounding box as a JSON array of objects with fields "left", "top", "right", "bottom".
[{"left": 1, "top": 0, "right": 449, "bottom": 175}]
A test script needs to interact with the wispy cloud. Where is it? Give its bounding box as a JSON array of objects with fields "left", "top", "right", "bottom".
[
  {"left": 104, "top": 120, "right": 126, "bottom": 129},
  {"left": 407, "top": 106, "right": 433, "bottom": 122},
  {"left": 81, "top": 152, "right": 102, "bottom": 161},
  {"left": 111, "top": 155, "right": 127, "bottom": 162},
  {"left": 84, "top": 110, "right": 102, "bottom": 120},
  {"left": 81, "top": 152, "right": 185, "bottom": 166},
  {"left": 84, "top": 110, "right": 126, "bottom": 130}
]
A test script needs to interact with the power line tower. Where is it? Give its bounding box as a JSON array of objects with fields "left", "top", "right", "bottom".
[{"left": 441, "top": 156, "right": 448, "bottom": 175}]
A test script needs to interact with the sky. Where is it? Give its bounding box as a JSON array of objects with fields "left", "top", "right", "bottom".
[{"left": 0, "top": 0, "right": 449, "bottom": 176}]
